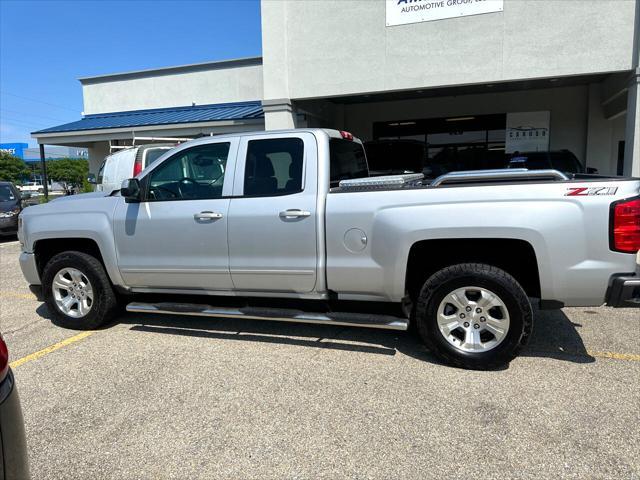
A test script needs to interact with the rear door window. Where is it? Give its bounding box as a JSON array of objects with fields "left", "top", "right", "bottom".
[{"left": 243, "top": 138, "right": 304, "bottom": 196}]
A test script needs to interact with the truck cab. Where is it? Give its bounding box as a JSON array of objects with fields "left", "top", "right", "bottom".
[{"left": 113, "top": 130, "right": 364, "bottom": 294}]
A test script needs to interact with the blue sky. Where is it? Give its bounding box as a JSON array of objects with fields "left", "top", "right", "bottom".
[{"left": 0, "top": 0, "right": 262, "bottom": 146}]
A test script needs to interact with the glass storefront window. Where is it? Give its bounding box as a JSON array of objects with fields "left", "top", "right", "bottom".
[{"left": 371, "top": 114, "right": 508, "bottom": 178}]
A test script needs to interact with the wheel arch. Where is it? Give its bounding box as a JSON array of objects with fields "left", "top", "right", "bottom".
[
  {"left": 405, "top": 238, "right": 541, "bottom": 301},
  {"left": 32, "top": 237, "right": 124, "bottom": 287}
]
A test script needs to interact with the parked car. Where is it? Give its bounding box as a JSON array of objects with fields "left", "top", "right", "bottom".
[
  {"left": 17, "top": 129, "right": 640, "bottom": 370},
  {"left": 18, "top": 182, "right": 45, "bottom": 195},
  {"left": 506, "top": 150, "right": 595, "bottom": 174},
  {"left": 96, "top": 144, "right": 175, "bottom": 193},
  {"left": 0, "top": 182, "right": 27, "bottom": 237},
  {"left": 0, "top": 334, "right": 30, "bottom": 479}
]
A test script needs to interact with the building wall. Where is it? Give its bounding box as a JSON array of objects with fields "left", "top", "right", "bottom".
[
  {"left": 262, "top": 0, "right": 637, "bottom": 102},
  {"left": 82, "top": 62, "right": 264, "bottom": 115}
]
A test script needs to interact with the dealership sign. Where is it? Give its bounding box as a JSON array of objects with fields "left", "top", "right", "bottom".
[
  {"left": 505, "top": 112, "right": 550, "bottom": 154},
  {"left": 386, "top": 0, "right": 503, "bottom": 26}
]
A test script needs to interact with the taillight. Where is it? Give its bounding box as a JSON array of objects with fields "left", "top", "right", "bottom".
[
  {"left": 611, "top": 197, "right": 640, "bottom": 253},
  {"left": 340, "top": 131, "right": 354, "bottom": 141},
  {"left": 133, "top": 157, "right": 143, "bottom": 177},
  {"left": 0, "top": 335, "right": 8, "bottom": 380}
]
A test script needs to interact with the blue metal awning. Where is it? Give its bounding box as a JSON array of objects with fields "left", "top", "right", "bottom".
[{"left": 33, "top": 101, "right": 264, "bottom": 134}]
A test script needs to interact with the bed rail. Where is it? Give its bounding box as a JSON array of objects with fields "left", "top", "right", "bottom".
[{"left": 431, "top": 168, "right": 569, "bottom": 187}]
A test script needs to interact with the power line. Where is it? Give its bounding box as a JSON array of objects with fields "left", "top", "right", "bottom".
[
  {"left": 0, "top": 91, "right": 79, "bottom": 113},
  {"left": 0, "top": 114, "right": 51, "bottom": 127},
  {"left": 0, "top": 119, "right": 44, "bottom": 129},
  {"left": 0, "top": 108, "right": 69, "bottom": 123}
]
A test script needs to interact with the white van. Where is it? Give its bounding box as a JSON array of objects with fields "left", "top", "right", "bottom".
[{"left": 97, "top": 144, "right": 175, "bottom": 193}]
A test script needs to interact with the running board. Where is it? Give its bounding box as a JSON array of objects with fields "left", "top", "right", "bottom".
[{"left": 126, "top": 302, "right": 409, "bottom": 331}]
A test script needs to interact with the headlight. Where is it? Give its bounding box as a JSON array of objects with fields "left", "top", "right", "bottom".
[{"left": 0, "top": 208, "right": 19, "bottom": 218}]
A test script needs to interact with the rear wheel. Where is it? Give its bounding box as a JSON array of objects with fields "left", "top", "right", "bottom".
[
  {"left": 415, "top": 263, "right": 533, "bottom": 370},
  {"left": 42, "top": 251, "right": 120, "bottom": 330}
]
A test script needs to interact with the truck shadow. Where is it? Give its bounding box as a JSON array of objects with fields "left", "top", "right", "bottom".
[{"left": 111, "top": 306, "right": 594, "bottom": 368}]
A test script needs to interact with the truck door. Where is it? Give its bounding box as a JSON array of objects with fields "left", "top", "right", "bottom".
[
  {"left": 113, "top": 139, "right": 238, "bottom": 290},
  {"left": 228, "top": 133, "right": 318, "bottom": 293}
]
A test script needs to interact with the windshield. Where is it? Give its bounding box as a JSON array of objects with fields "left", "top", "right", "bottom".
[
  {"left": 0, "top": 185, "right": 17, "bottom": 202},
  {"left": 329, "top": 139, "right": 369, "bottom": 187},
  {"left": 97, "top": 161, "right": 106, "bottom": 184}
]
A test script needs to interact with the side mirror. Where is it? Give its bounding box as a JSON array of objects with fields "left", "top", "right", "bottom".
[
  {"left": 121, "top": 178, "right": 141, "bottom": 203},
  {"left": 87, "top": 173, "right": 97, "bottom": 184},
  {"left": 586, "top": 167, "right": 598, "bottom": 174}
]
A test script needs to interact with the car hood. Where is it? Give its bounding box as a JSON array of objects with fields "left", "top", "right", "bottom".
[
  {"left": 48, "top": 192, "right": 111, "bottom": 204},
  {"left": 0, "top": 200, "right": 19, "bottom": 211}
]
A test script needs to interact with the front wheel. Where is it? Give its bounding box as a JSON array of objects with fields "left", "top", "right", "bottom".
[
  {"left": 42, "top": 251, "right": 120, "bottom": 330},
  {"left": 415, "top": 263, "right": 533, "bottom": 370}
]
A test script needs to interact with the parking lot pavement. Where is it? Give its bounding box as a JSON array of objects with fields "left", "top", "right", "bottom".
[{"left": 1, "top": 239, "right": 639, "bottom": 479}]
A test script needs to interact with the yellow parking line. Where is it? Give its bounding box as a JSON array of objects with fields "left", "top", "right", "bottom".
[
  {"left": 9, "top": 331, "right": 95, "bottom": 369},
  {"left": 587, "top": 350, "right": 640, "bottom": 362},
  {"left": 0, "top": 291, "right": 36, "bottom": 300}
]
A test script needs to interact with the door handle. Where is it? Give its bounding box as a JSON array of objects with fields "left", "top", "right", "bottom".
[
  {"left": 279, "top": 209, "right": 311, "bottom": 218},
  {"left": 194, "top": 211, "right": 223, "bottom": 220}
]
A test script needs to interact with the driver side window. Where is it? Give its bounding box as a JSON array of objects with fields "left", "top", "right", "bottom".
[{"left": 147, "top": 143, "right": 230, "bottom": 201}]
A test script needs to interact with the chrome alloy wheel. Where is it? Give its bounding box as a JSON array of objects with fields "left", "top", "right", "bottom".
[
  {"left": 436, "top": 286, "right": 510, "bottom": 353},
  {"left": 51, "top": 267, "right": 94, "bottom": 318}
]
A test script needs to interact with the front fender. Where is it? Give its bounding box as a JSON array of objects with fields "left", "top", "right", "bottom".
[{"left": 21, "top": 197, "right": 125, "bottom": 287}]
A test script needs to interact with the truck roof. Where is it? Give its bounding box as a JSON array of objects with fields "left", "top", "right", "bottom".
[{"left": 176, "top": 128, "right": 363, "bottom": 149}]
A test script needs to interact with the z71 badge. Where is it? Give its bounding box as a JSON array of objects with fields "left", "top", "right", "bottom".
[{"left": 565, "top": 187, "right": 618, "bottom": 196}]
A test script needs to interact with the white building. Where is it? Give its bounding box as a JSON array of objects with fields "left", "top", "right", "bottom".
[{"left": 33, "top": 0, "right": 640, "bottom": 177}]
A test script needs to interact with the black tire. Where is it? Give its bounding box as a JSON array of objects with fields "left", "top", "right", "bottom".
[
  {"left": 42, "top": 251, "right": 120, "bottom": 330},
  {"left": 415, "top": 263, "right": 533, "bottom": 370}
]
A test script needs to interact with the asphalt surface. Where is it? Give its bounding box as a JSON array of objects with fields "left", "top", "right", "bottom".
[{"left": 1, "top": 237, "right": 639, "bottom": 479}]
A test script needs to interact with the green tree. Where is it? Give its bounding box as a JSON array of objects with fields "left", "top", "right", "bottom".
[
  {"left": 0, "top": 151, "right": 30, "bottom": 183},
  {"left": 46, "top": 158, "right": 89, "bottom": 190}
]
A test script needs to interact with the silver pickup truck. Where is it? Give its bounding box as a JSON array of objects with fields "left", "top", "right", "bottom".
[{"left": 17, "top": 129, "right": 640, "bottom": 369}]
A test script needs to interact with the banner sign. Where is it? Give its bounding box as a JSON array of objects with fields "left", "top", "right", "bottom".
[
  {"left": 505, "top": 112, "right": 550, "bottom": 154},
  {"left": 386, "top": 0, "right": 503, "bottom": 26},
  {"left": 0, "top": 143, "right": 28, "bottom": 159}
]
